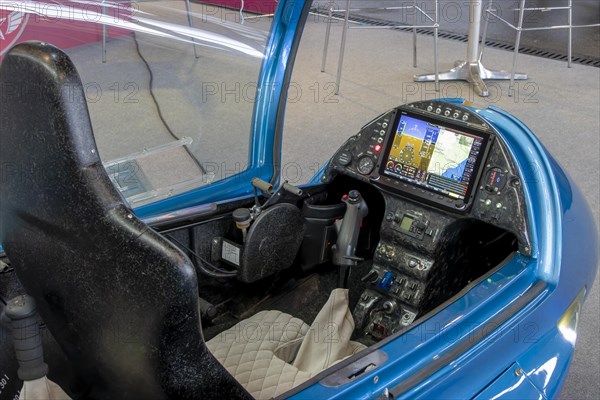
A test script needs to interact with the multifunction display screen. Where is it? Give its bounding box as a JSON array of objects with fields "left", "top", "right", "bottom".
[{"left": 382, "top": 113, "right": 487, "bottom": 203}]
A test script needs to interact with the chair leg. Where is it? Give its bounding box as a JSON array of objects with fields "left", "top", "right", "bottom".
[
  {"left": 479, "top": 0, "right": 493, "bottom": 61},
  {"left": 434, "top": 0, "right": 439, "bottom": 91},
  {"left": 185, "top": 0, "right": 200, "bottom": 59},
  {"left": 335, "top": 0, "right": 351, "bottom": 95},
  {"left": 239, "top": 0, "right": 245, "bottom": 24},
  {"left": 321, "top": 1, "right": 334, "bottom": 72},
  {"left": 510, "top": 0, "right": 526, "bottom": 97},
  {"left": 102, "top": 0, "right": 108, "bottom": 63},
  {"left": 413, "top": 0, "right": 418, "bottom": 68},
  {"left": 568, "top": 0, "right": 573, "bottom": 68}
]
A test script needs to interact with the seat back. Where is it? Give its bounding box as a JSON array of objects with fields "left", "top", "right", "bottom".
[{"left": 0, "top": 42, "right": 249, "bottom": 400}]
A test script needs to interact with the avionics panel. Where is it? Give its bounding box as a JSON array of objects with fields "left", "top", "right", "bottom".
[{"left": 378, "top": 108, "right": 492, "bottom": 212}]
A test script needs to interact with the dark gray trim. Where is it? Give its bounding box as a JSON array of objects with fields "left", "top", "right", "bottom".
[{"left": 321, "top": 350, "right": 389, "bottom": 387}]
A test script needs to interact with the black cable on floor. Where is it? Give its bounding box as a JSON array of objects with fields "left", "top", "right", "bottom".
[{"left": 132, "top": 32, "right": 208, "bottom": 175}]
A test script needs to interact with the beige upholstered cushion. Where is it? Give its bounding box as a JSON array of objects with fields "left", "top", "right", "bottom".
[
  {"left": 207, "top": 290, "right": 366, "bottom": 399},
  {"left": 207, "top": 310, "right": 314, "bottom": 399}
]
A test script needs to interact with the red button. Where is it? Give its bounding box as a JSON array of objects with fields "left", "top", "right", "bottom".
[{"left": 374, "top": 144, "right": 382, "bottom": 153}]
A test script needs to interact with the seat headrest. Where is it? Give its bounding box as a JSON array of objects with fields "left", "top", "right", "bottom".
[
  {"left": 0, "top": 41, "right": 125, "bottom": 240},
  {"left": 0, "top": 42, "right": 251, "bottom": 399}
]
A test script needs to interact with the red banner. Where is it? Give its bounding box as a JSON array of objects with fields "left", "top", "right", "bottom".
[
  {"left": 1, "top": 1, "right": 278, "bottom": 61},
  {"left": 1, "top": 1, "right": 131, "bottom": 59}
]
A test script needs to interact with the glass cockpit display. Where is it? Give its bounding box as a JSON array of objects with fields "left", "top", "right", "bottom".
[{"left": 382, "top": 113, "right": 486, "bottom": 202}]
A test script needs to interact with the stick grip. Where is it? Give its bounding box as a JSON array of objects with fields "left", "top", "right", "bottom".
[{"left": 5, "top": 295, "right": 48, "bottom": 381}]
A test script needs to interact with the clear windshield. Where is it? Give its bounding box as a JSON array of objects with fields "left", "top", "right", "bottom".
[{"left": 0, "top": 0, "right": 276, "bottom": 206}]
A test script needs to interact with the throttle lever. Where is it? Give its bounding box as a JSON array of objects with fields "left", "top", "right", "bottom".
[{"left": 333, "top": 190, "right": 369, "bottom": 288}]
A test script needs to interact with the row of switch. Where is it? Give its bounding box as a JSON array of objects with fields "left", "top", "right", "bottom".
[
  {"left": 362, "top": 269, "right": 422, "bottom": 305},
  {"left": 426, "top": 104, "right": 470, "bottom": 121},
  {"left": 378, "top": 244, "right": 423, "bottom": 265}
]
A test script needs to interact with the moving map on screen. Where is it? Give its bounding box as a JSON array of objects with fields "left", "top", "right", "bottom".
[
  {"left": 384, "top": 114, "right": 483, "bottom": 200},
  {"left": 427, "top": 129, "right": 474, "bottom": 182}
]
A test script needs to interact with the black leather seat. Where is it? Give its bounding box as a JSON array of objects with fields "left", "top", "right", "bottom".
[{"left": 0, "top": 42, "right": 251, "bottom": 400}]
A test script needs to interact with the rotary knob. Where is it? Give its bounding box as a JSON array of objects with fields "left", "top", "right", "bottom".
[{"left": 337, "top": 152, "right": 352, "bottom": 167}]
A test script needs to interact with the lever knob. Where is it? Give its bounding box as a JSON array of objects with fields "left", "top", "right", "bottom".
[
  {"left": 5, "top": 295, "right": 48, "bottom": 381},
  {"left": 383, "top": 300, "right": 397, "bottom": 314},
  {"left": 233, "top": 208, "right": 252, "bottom": 229},
  {"left": 348, "top": 190, "right": 361, "bottom": 203}
]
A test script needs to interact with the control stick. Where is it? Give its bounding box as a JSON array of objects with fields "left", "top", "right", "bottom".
[
  {"left": 5, "top": 295, "right": 70, "bottom": 399},
  {"left": 333, "top": 190, "right": 369, "bottom": 288}
]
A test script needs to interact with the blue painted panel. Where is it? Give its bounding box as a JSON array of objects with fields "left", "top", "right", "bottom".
[
  {"left": 474, "top": 363, "right": 544, "bottom": 400},
  {"left": 294, "top": 99, "right": 597, "bottom": 399}
]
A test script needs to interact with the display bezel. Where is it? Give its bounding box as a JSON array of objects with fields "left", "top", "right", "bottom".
[{"left": 377, "top": 108, "right": 492, "bottom": 211}]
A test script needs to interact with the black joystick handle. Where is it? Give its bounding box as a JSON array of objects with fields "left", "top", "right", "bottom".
[
  {"left": 333, "top": 190, "right": 369, "bottom": 287},
  {"left": 5, "top": 295, "right": 48, "bottom": 381}
]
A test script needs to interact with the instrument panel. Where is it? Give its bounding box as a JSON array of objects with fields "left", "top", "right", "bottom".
[
  {"left": 322, "top": 99, "right": 531, "bottom": 257},
  {"left": 322, "top": 100, "right": 532, "bottom": 340},
  {"left": 379, "top": 108, "right": 492, "bottom": 211},
  {"left": 325, "top": 100, "right": 497, "bottom": 213}
]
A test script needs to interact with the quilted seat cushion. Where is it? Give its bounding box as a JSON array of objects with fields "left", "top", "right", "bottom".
[
  {"left": 206, "top": 310, "right": 315, "bottom": 399},
  {"left": 206, "top": 290, "right": 367, "bottom": 399}
]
